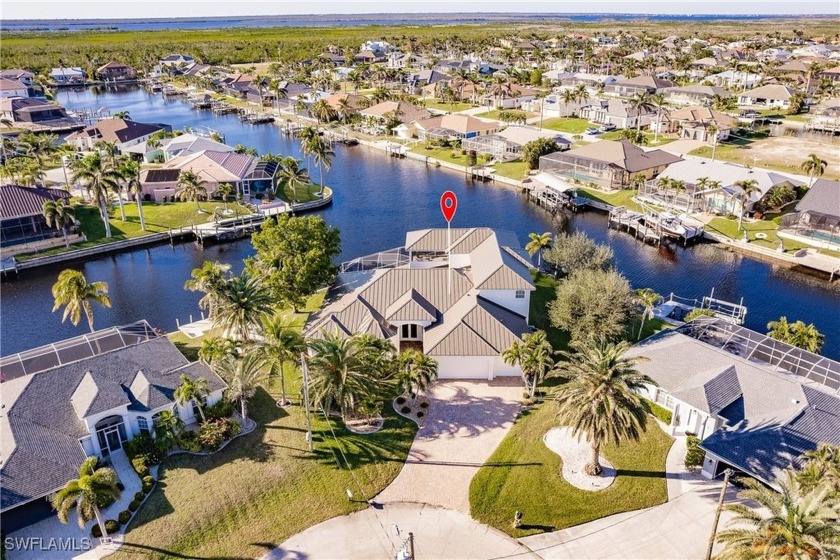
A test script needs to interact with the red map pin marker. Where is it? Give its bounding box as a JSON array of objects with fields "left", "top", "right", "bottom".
[{"left": 440, "top": 191, "right": 457, "bottom": 223}]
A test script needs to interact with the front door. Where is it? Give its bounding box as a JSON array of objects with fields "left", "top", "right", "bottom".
[{"left": 105, "top": 427, "right": 122, "bottom": 454}]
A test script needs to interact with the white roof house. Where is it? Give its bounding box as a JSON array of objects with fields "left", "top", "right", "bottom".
[
  {"left": 738, "top": 84, "right": 797, "bottom": 109},
  {"left": 306, "top": 228, "right": 534, "bottom": 380}
]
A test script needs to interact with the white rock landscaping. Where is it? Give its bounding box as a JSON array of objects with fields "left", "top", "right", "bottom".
[{"left": 544, "top": 427, "right": 616, "bottom": 491}]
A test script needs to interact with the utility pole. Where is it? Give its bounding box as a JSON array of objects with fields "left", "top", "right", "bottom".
[
  {"left": 408, "top": 532, "right": 415, "bottom": 560},
  {"left": 705, "top": 468, "right": 733, "bottom": 560},
  {"left": 300, "top": 352, "right": 313, "bottom": 452}
]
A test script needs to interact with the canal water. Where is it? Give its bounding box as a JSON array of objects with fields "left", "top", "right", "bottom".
[{"left": 2, "top": 86, "right": 838, "bottom": 358}]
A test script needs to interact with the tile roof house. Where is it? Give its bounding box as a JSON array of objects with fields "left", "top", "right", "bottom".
[
  {"left": 462, "top": 126, "right": 570, "bottom": 161},
  {"left": 539, "top": 140, "right": 682, "bottom": 189},
  {"left": 401, "top": 114, "right": 499, "bottom": 140},
  {"left": 663, "top": 85, "right": 733, "bottom": 107},
  {"left": 625, "top": 320, "right": 840, "bottom": 489},
  {"left": 580, "top": 99, "right": 656, "bottom": 130},
  {"left": 0, "top": 184, "right": 72, "bottom": 247},
  {"left": 0, "top": 324, "right": 227, "bottom": 530},
  {"left": 306, "top": 228, "right": 534, "bottom": 380},
  {"left": 737, "top": 84, "right": 797, "bottom": 109},
  {"left": 605, "top": 75, "right": 675, "bottom": 96},
  {"left": 656, "top": 106, "right": 737, "bottom": 143},
  {"left": 0, "top": 69, "right": 35, "bottom": 87},
  {"left": 66, "top": 118, "right": 168, "bottom": 152}
]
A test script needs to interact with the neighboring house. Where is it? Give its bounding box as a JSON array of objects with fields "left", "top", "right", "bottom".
[
  {"left": 663, "top": 85, "right": 733, "bottom": 107},
  {"left": 605, "top": 75, "right": 675, "bottom": 96},
  {"left": 539, "top": 140, "right": 681, "bottom": 189},
  {"left": 625, "top": 319, "right": 840, "bottom": 490},
  {"left": 0, "top": 184, "right": 72, "bottom": 247},
  {"left": 66, "top": 118, "right": 168, "bottom": 152},
  {"left": 737, "top": 84, "right": 797, "bottom": 109},
  {"left": 141, "top": 150, "right": 278, "bottom": 201},
  {"left": 96, "top": 62, "right": 137, "bottom": 82},
  {"left": 159, "top": 54, "right": 195, "bottom": 68},
  {"left": 778, "top": 178, "right": 840, "bottom": 250},
  {"left": 706, "top": 70, "right": 763, "bottom": 90},
  {"left": 403, "top": 114, "right": 499, "bottom": 140},
  {"left": 0, "top": 69, "right": 35, "bottom": 88},
  {"left": 0, "top": 97, "right": 81, "bottom": 129},
  {"left": 125, "top": 133, "right": 234, "bottom": 163},
  {"left": 360, "top": 101, "right": 431, "bottom": 131},
  {"left": 49, "top": 67, "right": 87, "bottom": 85},
  {"left": 305, "top": 228, "right": 534, "bottom": 380},
  {"left": 323, "top": 93, "right": 369, "bottom": 115},
  {"left": 819, "top": 65, "right": 840, "bottom": 83},
  {"left": 580, "top": 99, "right": 655, "bottom": 130},
  {"left": 405, "top": 70, "right": 450, "bottom": 95},
  {"left": 0, "top": 78, "right": 29, "bottom": 99},
  {"left": 0, "top": 323, "right": 227, "bottom": 532},
  {"left": 481, "top": 84, "right": 538, "bottom": 109},
  {"left": 462, "top": 126, "right": 570, "bottom": 161},
  {"left": 387, "top": 52, "right": 412, "bottom": 69},
  {"left": 651, "top": 159, "right": 803, "bottom": 214},
  {"left": 655, "top": 106, "right": 737, "bottom": 142}
]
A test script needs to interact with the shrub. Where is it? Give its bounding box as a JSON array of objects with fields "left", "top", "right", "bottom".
[
  {"left": 685, "top": 308, "right": 716, "bottom": 322},
  {"left": 224, "top": 418, "right": 242, "bottom": 438},
  {"left": 92, "top": 519, "right": 121, "bottom": 538},
  {"left": 642, "top": 398, "right": 673, "bottom": 426},
  {"left": 396, "top": 396, "right": 406, "bottom": 405},
  {"left": 134, "top": 492, "right": 144, "bottom": 502},
  {"left": 400, "top": 406, "right": 411, "bottom": 414},
  {"left": 685, "top": 435, "right": 705, "bottom": 470},
  {"left": 178, "top": 430, "right": 203, "bottom": 452},
  {"left": 205, "top": 399, "right": 234, "bottom": 421},
  {"left": 419, "top": 401, "right": 429, "bottom": 409},
  {"left": 124, "top": 433, "right": 164, "bottom": 464},
  {"left": 142, "top": 475, "right": 155, "bottom": 485},
  {"left": 131, "top": 456, "right": 149, "bottom": 478},
  {"left": 142, "top": 482, "right": 154, "bottom": 493},
  {"left": 143, "top": 193, "right": 151, "bottom": 201},
  {"left": 128, "top": 500, "right": 141, "bottom": 512},
  {"left": 116, "top": 482, "right": 125, "bottom": 492},
  {"left": 416, "top": 411, "right": 425, "bottom": 418},
  {"left": 96, "top": 492, "right": 117, "bottom": 509},
  {"left": 118, "top": 510, "right": 131, "bottom": 524},
  {"left": 198, "top": 418, "right": 227, "bottom": 450}
]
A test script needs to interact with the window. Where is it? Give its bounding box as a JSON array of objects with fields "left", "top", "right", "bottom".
[
  {"left": 137, "top": 416, "right": 149, "bottom": 434},
  {"left": 655, "top": 390, "right": 675, "bottom": 410},
  {"left": 515, "top": 290, "right": 525, "bottom": 299},
  {"left": 401, "top": 324, "right": 419, "bottom": 339}
]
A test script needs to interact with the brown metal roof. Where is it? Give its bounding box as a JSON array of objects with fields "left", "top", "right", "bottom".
[{"left": 0, "top": 184, "right": 71, "bottom": 221}]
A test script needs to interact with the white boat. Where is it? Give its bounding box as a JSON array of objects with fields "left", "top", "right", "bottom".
[{"left": 654, "top": 212, "right": 686, "bottom": 238}]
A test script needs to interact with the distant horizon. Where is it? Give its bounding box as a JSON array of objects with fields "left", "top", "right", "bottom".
[{"left": 3, "top": 1, "right": 838, "bottom": 21}]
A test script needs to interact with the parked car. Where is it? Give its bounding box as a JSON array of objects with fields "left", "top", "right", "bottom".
[
  {"left": 599, "top": 123, "right": 617, "bottom": 132},
  {"left": 585, "top": 127, "right": 601, "bottom": 135}
]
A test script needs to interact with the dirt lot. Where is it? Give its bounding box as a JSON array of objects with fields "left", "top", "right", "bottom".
[{"left": 693, "top": 135, "right": 840, "bottom": 179}]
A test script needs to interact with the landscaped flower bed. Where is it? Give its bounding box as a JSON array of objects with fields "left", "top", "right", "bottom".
[{"left": 393, "top": 394, "right": 431, "bottom": 424}]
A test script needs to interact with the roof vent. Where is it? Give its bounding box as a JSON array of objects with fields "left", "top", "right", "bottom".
[{"left": 791, "top": 398, "right": 800, "bottom": 404}]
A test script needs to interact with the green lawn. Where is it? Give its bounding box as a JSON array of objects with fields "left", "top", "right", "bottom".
[
  {"left": 577, "top": 186, "right": 642, "bottom": 211},
  {"left": 409, "top": 145, "right": 490, "bottom": 167},
  {"left": 707, "top": 216, "right": 840, "bottom": 258},
  {"left": 113, "top": 292, "right": 418, "bottom": 559},
  {"left": 470, "top": 400, "right": 674, "bottom": 537},
  {"left": 280, "top": 182, "right": 325, "bottom": 204},
  {"left": 541, "top": 117, "right": 591, "bottom": 134},
  {"left": 600, "top": 131, "right": 676, "bottom": 146},
  {"left": 15, "top": 200, "right": 254, "bottom": 260},
  {"left": 426, "top": 101, "right": 476, "bottom": 112},
  {"left": 475, "top": 109, "right": 537, "bottom": 121},
  {"left": 493, "top": 160, "right": 530, "bottom": 181}
]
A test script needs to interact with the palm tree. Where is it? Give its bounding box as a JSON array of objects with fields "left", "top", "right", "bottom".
[
  {"left": 502, "top": 330, "right": 554, "bottom": 398},
  {"left": 152, "top": 410, "right": 184, "bottom": 451},
  {"left": 95, "top": 141, "right": 125, "bottom": 221},
  {"left": 51, "top": 269, "right": 111, "bottom": 333},
  {"left": 336, "top": 96, "right": 353, "bottom": 124},
  {"left": 707, "top": 124, "right": 720, "bottom": 162},
  {"left": 549, "top": 338, "right": 654, "bottom": 475},
  {"left": 798, "top": 443, "right": 840, "bottom": 493},
  {"left": 118, "top": 158, "right": 145, "bottom": 231},
  {"left": 276, "top": 157, "right": 311, "bottom": 202},
  {"left": 217, "top": 354, "right": 265, "bottom": 421},
  {"left": 198, "top": 335, "right": 236, "bottom": 365},
  {"left": 309, "top": 137, "right": 334, "bottom": 196},
  {"left": 629, "top": 91, "right": 654, "bottom": 132},
  {"left": 184, "top": 260, "right": 231, "bottom": 318},
  {"left": 800, "top": 153, "right": 828, "bottom": 188},
  {"left": 213, "top": 271, "right": 272, "bottom": 341},
  {"left": 252, "top": 314, "right": 305, "bottom": 406},
  {"left": 634, "top": 288, "right": 663, "bottom": 340},
  {"left": 395, "top": 350, "right": 439, "bottom": 405},
  {"left": 715, "top": 471, "right": 840, "bottom": 559},
  {"left": 174, "top": 374, "right": 210, "bottom": 423},
  {"left": 52, "top": 457, "right": 121, "bottom": 541},
  {"left": 42, "top": 198, "right": 76, "bottom": 248},
  {"left": 525, "top": 232, "right": 552, "bottom": 268},
  {"left": 732, "top": 179, "right": 760, "bottom": 231},
  {"left": 306, "top": 333, "right": 392, "bottom": 420},
  {"left": 650, "top": 93, "right": 666, "bottom": 143},
  {"left": 176, "top": 170, "right": 208, "bottom": 211},
  {"left": 791, "top": 322, "right": 825, "bottom": 353},
  {"left": 113, "top": 110, "right": 131, "bottom": 119},
  {"left": 309, "top": 99, "right": 336, "bottom": 123},
  {"left": 217, "top": 182, "right": 234, "bottom": 212},
  {"left": 71, "top": 152, "right": 121, "bottom": 238}
]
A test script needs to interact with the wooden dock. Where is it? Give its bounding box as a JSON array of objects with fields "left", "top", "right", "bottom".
[{"left": 609, "top": 206, "right": 663, "bottom": 244}]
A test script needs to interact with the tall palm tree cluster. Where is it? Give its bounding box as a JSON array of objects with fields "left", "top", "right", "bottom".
[{"left": 296, "top": 126, "right": 334, "bottom": 195}]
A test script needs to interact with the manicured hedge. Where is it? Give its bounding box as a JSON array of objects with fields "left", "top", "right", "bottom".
[{"left": 642, "top": 398, "right": 673, "bottom": 426}]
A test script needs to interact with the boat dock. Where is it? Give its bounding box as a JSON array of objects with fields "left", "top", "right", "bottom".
[
  {"left": 1, "top": 256, "right": 18, "bottom": 276},
  {"left": 609, "top": 203, "right": 705, "bottom": 246},
  {"left": 652, "top": 290, "right": 748, "bottom": 326}
]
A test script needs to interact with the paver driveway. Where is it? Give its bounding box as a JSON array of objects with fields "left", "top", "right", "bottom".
[{"left": 375, "top": 379, "right": 523, "bottom": 513}]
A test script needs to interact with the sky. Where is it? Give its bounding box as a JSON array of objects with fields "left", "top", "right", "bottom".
[{"left": 1, "top": 1, "right": 837, "bottom": 20}]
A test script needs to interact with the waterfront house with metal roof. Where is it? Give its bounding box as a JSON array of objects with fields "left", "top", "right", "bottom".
[{"left": 306, "top": 228, "right": 534, "bottom": 380}]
